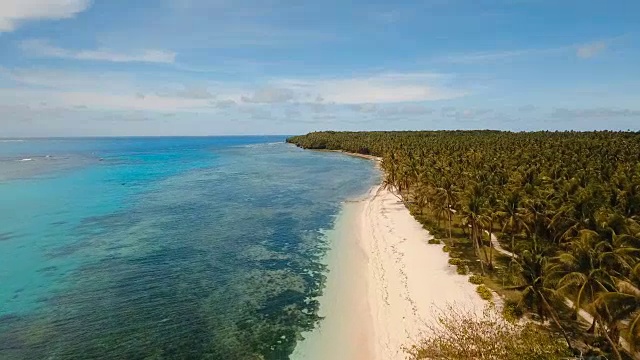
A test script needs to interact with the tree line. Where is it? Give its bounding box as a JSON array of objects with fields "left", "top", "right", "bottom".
[{"left": 287, "top": 130, "right": 640, "bottom": 359}]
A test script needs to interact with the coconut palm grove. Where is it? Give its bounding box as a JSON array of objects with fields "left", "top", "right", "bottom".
[{"left": 287, "top": 131, "right": 640, "bottom": 359}]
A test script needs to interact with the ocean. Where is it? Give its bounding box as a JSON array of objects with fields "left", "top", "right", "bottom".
[{"left": 0, "top": 137, "right": 378, "bottom": 360}]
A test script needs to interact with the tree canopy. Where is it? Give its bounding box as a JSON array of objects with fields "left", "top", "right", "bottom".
[{"left": 288, "top": 130, "right": 640, "bottom": 358}]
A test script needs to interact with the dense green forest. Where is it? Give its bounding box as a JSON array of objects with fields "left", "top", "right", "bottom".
[{"left": 287, "top": 131, "right": 640, "bottom": 359}]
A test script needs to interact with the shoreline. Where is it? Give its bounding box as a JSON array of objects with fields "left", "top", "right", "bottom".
[
  {"left": 328, "top": 150, "right": 381, "bottom": 163},
  {"left": 291, "top": 195, "right": 375, "bottom": 360},
  {"left": 307, "top": 148, "right": 382, "bottom": 164},
  {"left": 293, "top": 179, "right": 485, "bottom": 359}
]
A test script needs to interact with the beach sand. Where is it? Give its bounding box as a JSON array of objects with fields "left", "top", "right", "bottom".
[{"left": 293, "top": 184, "right": 485, "bottom": 360}]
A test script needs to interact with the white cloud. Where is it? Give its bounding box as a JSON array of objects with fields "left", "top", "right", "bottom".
[
  {"left": 156, "top": 86, "right": 215, "bottom": 99},
  {"left": 280, "top": 73, "right": 463, "bottom": 104},
  {"left": 552, "top": 107, "right": 640, "bottom": 119},
  {"left": 212, "top": 99, "right": 237, "bottom": 108},
  {"left": 241, "top": 87, "right": 295, "bottom": 103},
  {"left": 0, "top": 88, "right": 216, "bottom": 112},
  {"left": 0, "top": 67, "right": 248, "bottom": 111},
  {"left": 441, "top": 107, "right": 493, "bottom": 119},
  {"left": 518, "top": 105, "right": 537, "bottom": 113},
  {"left": 177, "top": 87, "right": 214, "bottom": 99},
  {"left": 379, "top": 104, "right": 433, "bottom": 116},
  {"left": 347, "top": 103, "right": 434, "bottom": 118},
  {"left": 0, "top": 67, "right": 464, "bottom": 118},
  {"left": 0, "top": 0, "right": 90, "bottom": 32},
  {"left": 436, "top": 39, "right": 611, "bottom": 64},
  {"left": 21, "top": 39, "right": 176, "bottom": 63},
  {"left": 304, "top": 102, "right": 328, "bottom": 113},
  {"left": 347, "top": 103, "right": 378, "bottom": 113},
  {"left": 576, "top": 41, "right": 607, "bottom": 59},
  {"left": 434, "top": 45, "right": 578, "bottom": 64},
  {"left": 437, "top": 49, "right": 533, "bottom": 64},
  {"left": 1, "top": 66, "right": 135, "bottom": 90}
]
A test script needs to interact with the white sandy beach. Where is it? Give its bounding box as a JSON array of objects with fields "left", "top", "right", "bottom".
[{"left": 293, "top": 183, "right": 485, "bottom": 360}]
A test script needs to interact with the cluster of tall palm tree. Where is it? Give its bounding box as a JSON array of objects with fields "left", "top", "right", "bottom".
[{"left": 288, "top": 130, "right": 640, "bottom": 357}]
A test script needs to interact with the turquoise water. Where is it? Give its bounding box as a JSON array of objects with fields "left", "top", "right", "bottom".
[{"left": 0, "top": 137, "right": 378, "bottom": 359}]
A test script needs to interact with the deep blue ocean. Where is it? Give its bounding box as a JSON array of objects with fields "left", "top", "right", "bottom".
[{"left": 0, "top": 137, "right": 378, "bottom": 360}]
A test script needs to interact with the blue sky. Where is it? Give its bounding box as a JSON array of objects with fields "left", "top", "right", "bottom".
[{"left": 1, "top": 0, "right": 639, "bottom": 136}]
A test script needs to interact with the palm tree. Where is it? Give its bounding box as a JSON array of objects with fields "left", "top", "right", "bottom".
[
  {"left": 595, "top": 213, "right": 640, "bottom": 274},
  {"left": 413, "top": 184, "right": 428, "bottom": 215},
  {"left": 485, "top": 192, "right": 500, "bottom": 270},
  {"left": 550, "top": 185, "right": 604, "bottom": 243},
  {"left": 510, "top": 241, "right": 574, "bottom": 351},
  {"left": 461, "top": 194, "right": 489, "bottom": 274},
  {"left": 548, "top": 230, "right": 616, "bottom": 320},
  {"left": 435, "top": 177, "right": 458, "bottom": 240},
  {"left": 381, "top": 152, "right": 399, "bottom": 191},
  {"left": 498, "top": 191, "right": 528, "bottom": 258},
  {"left": 433, "top": 202, "right": 450, "bottom": 229},
  {"left": 596, "top": 263, "right": 640, "bottom": 354},
  {"left": 524, "top": 195, "right": 552, "bottom": 242}
]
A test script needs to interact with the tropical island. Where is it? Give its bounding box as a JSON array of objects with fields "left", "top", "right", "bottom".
[{"left": 288, "top": 131, "right": 640, "bottom": 360}]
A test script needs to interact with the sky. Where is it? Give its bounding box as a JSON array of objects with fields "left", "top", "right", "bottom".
[{"left": 0, "top": 0, "right": 639, "bottom": 136}]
